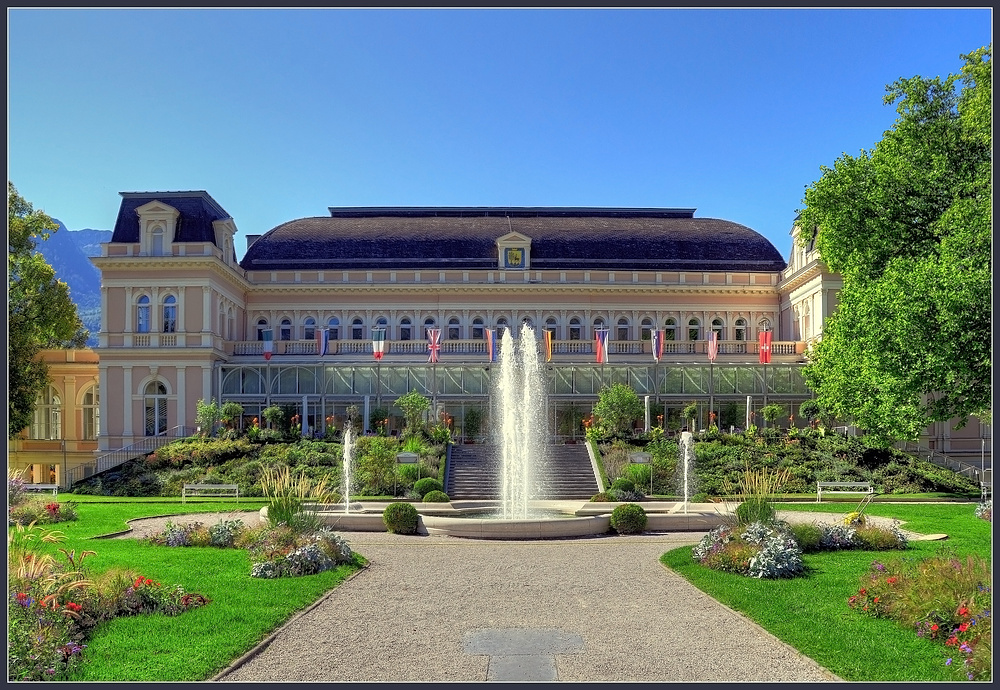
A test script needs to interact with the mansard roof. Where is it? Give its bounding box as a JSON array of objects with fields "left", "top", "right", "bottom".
[
  {"left": 110, "top": 191, "right": 232, "bottom": 245},
  {"left": 240, "top": 207, "right": 787, "bottom": 272}
]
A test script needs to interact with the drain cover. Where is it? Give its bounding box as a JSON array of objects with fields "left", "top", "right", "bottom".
[{"left": 463, "top": 628, "right": 584, "bottom": 682}]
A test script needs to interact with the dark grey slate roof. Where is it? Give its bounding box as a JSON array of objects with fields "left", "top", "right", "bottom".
[
  {"left": 240, "top": 207, "right": 786, "bottom": 273},
  {"left": 110, "top": 191, "right": 232, "bottom": 245}
]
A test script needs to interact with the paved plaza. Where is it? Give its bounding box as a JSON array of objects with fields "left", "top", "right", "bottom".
[{"left": 214, "top": 531, "right": 840, "bottom": 683}]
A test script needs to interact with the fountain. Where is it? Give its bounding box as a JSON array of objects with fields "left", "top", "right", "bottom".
[
  {"left": 341, "top": 424, "right": 354, "bottom": 514},
  {"left": 289, "top": 326, "right": 726, "bottom": 537},
  {"left": 677, "top": 431, "right": 699, "bottom": 514},
  {"left": 494, "top": 323, "right": 547, "bottom": 519}
]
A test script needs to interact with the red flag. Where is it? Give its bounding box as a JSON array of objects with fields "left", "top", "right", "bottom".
[
  {"left": 595, "top": 328, "right": 610, "bottom": 364},
  {"left": 758, "top": 330, "right": 772, "bottom": 364}
]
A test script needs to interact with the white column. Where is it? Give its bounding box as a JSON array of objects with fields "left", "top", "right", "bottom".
[
  {"left": 202, "top": 286, "right": 212, "bottom": 333},
  {"left": 124, "top": 286, "right": 133, "bottom": 333},
  {"left": 98, "top": 364, "right": 110, "bottom": 451},
  {"left": 123, "top": 366, "right": 134, "bottom": 437},
  {"left": 176, "top": 366, "right": 187, "bottom": 432}
]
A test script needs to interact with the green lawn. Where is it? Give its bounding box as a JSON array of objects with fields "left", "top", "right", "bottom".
[
  {"left": 21, "top": 502, "right": 364, "bottom": 681},
  {"left": 661, "top": 502, "right": 991, "bottom": 682}
]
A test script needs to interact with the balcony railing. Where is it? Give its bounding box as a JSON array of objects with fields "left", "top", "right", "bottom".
[{"left": 230, "top": 338, "right": 803, "bottom": 359}]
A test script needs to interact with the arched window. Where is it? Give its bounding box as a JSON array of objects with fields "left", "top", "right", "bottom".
[
  {"left": 280, "top": 318, "right": 292, "bottom": 341},
  {"left": 144, "top": 381, "right": 168, "bottom": 437},
  {"left": 593, "top": 317, "right": 606, "bottom": 340},
  {"left": 758, "top": 318, "right": 772, "bottom": 335},
  {"left": 136, "top": 295, "right": 151, "bottom": 333},
  {"left": 30, "top": 386, "right": 61, "bottom": 440},
  {"left": 496, "top": 317, "right": 509, "bottom": 335},
  {"left": 521, "top": 316, "right": 534, "bottom": 331},
  {"left": 327, "top": 316, "right": 340, "bottom": 341},
  {"left": 569, "top": 317, "right": 581, "bottom": 341},
  {"left": 735, "top": 318, "right": 747, "bottom": 341},
  {"left": 375, "top": 316, "right": 388, "bottom": 340},
  {"left": 448, "top": 317, "right": 460, "bottom": 340},
  {"left": 472, "top": 317, "right": 484, "bottom": 340},
  {"left": 664, "top": 317, "right": 676, "bottom": 341},
  {"left": 423, "top": 317, "right": 436, "bottom": 340},
  {"left": 545, "top": 316, "right": 558, "bottom": 339},
  {"left": 352, "top": 318, "right": 364, "bottom": 340},
  {"left": 688, "top": 318, "right": 701, "bottom": 341},
  {"left": 303, "top": 317, "right": 316, "bottom": 340},
  {"left": 616, "top": 317, "right": 630, "bottom": 341},
  {"left": 82, "top": 385, "right": 99, "bottom": 440},
  {"left": 399, "top": 317, "right": 412, "bottom": 341},
  {"left": 711, "top": 317, "right": 724, "bottom": 340},
  {"left": 256, "top": 318, "right": 268, "bottom": 341},
  {"left": 162, "top": 295, "right": 177, "bottom": 333},
  {"left": 640, "top": 317, "right": 653, "bottom": 341}
]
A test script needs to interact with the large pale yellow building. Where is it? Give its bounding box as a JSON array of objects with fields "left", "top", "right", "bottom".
[{"left": 11, "top": 191, "right": 988, "bottom": 487}]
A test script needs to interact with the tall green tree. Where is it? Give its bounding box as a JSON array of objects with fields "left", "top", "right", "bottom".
[
  {"left": 8, "top": 183, "right": 87, "bottom": 438},
  {"left": 798, "top": 47, "right": 991, "bottom": 445}
]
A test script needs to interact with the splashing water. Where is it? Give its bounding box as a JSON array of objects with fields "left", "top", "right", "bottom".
[
  {"left": 493, "top": 323, "right": 548, "bottom": 519},
  {"left": 341, "top": 424, "right": 354, "bottom": 514}
]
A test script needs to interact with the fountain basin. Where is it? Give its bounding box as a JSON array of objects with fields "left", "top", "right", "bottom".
[{"left": 260, "top": 500, "right": 727, "bottom": 539}]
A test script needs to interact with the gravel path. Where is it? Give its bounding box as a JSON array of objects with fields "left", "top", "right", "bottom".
[
  {"left": 213, "top": 530, "right": 840, "bottom": 683},
  {"left": 109, "top": 508, "right": 921, "bottom": 682}
]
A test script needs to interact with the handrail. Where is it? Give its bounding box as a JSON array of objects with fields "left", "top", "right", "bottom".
[
  {"left": 67, "top": 426, "right": 195, "bottom": 487},
  {"left": 893, "top": 439, "right": 985, "bottom": 481}
]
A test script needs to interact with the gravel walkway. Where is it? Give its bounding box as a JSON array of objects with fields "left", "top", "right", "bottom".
[{"left": 109, "top": 509, "right": 920, "bottom": 682}]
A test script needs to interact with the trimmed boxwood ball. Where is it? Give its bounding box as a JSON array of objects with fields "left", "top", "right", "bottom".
[
  {"left": 422, "top": 490, "right": 450, "bottom": 503},
  {"left": 412, "top": 477, "right": 444, "bottom": 498},
  {"left": 382, "top": 502, "right": 419, "bottom": 534},
  {"left": 610, "top": 503, "right": 647, "bottom": 534}
]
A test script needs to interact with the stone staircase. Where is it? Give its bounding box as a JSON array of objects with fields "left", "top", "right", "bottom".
[{"left": 446, "top": 443, "right": 599, "bottom": 500}]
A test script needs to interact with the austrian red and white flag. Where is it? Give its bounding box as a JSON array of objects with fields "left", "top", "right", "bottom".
[
  {"left": 427, "top": 328, "right": 442, "bottom": 363},
  {"left": 758, "top": 330, "right": 772, "bottom": 364},
  {"left": 595, "top": 328, "right": 610, "bottom": 364},
  {"left": 262, "top": 329, "right": 274, "bottom": 361},
  {"left": 707, "top": 330, "right": 718, "bottom": 363}
]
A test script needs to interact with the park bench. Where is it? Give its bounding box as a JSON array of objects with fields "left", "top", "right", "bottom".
[
  {"left": 24, "top": 483, "right": 59, "bottom": 496},
  {"left": 182, "top": 483, "right": 240, "bottom": 503},
  {"left": 816, "top": 481, "right": 874, "bottom": 503}
]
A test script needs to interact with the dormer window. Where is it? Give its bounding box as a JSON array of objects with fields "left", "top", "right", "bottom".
[
  {"left": 496, "top": 230, "right": 532, "bottom": 270},
  {"left": 151, "top": 225, "right": 165, "bottom": 255}
]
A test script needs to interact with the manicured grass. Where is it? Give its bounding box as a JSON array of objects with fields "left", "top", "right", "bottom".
[
  {"left": 661, "top": 502, "right": 991, "bottom": 682},
  {"left": 20, "top": 502, "right": 365, "bottom": 682}
]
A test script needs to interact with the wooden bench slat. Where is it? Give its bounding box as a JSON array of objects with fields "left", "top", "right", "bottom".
[
  {"left": 182, "top": 483, "right": 240, "bottom": 503},
  {"left": 817, "top": 481, "right": 873, "bottom": 503}
]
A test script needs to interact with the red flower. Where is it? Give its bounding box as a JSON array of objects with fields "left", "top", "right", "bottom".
[
  {"left": 959, "top": 622, "right": 969, "bottom": 632},
  {"left": 886, "top": 577, "right": 897, "bottom": 584},
  {"left": 931, "top": 624, "right": 939, "bottom": 632},
  {"left": 958, "top": 607, "right": 969, "bottom": 616},
  {"left": 873, "top": 597, "right": 880, "bottom": 604},
  {"left": 859, "top": 588, "right": 866, "bottom": 595},
  {"left": 65, "top": 602, "right": 82, "bottom": 612},
  {"left": 946, "top": 636, "right": 958, "bottom": 646}
]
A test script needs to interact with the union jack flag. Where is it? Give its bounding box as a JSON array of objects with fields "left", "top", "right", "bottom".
[
  {"left": 758, "top": 330, "right": 772, "bottom": 364},
  {"left": 651, "top": 329, "right": 664, "bottom": 362},
  {"left": 485, "top": 328, "right": 497, "bottom": 362},
  {"left": 595, "top": 328, "right": 610, "bottom": 364},
  {"left": 427, "top": 328, "right": 442, "bottom": 363},
  {"left": 708, "top": 330, "right": 718, "bottom": 363}
]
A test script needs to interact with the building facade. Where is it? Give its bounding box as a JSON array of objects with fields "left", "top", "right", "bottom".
[{"left": 34, "top": 190, "right": 975, "bottom": 482}]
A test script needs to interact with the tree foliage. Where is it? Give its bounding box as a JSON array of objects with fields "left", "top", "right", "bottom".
[
  {"left": 394, "top": 390, "right": 430, "bottom": 434},
  {"left": 798, "top": 47, "right": 991, "bottom": 444},
  {"left": 593, "top": 383, "right": 644, "bottom": 436},
  {"left": 8, "top": 183, "right": 87, "bottom": 438}
]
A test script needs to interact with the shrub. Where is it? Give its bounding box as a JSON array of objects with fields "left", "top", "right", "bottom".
[
  {"left": 975, "top": 500, "right": 991, "bottom": 522},
  {"left": 9, "top": 498, "right": 78, "bottom": 526},
  {"left": 422, "top": 490, "right": 450, "bottom": 503},
  {"left": 8, "top": 468, "right": 27, "bottom": 507},
  {"left": 383, "top": 502, "right": 419, "bottom": 535},
  {"left": 608, "top": 488, "right": 645, "bottom": 502},
  {"left": 701, "top": 539, "right": 758, "bottom": 574},
  {"left": 412, "top": 477, "right": 444, "bottom": 498},
  {"left": 609, "top": 503, "right": 647, "bottom": 534},
  {"left": 260, "top": 465, "right": 336, "bottom": 533},
  {"left": 690, "top": 492, "right": 710, "bottom": 503},
  {"left": 610, "top": 477, "right": 636, "bottom": 493},
  {"left": 735, "top": 497, "right": 776, "bottom": 526},
  {"left": 789, "top": 522, "right": 824, "bottom": 553},
  {"left": 853, "top": 525, "right": 908, "bottom": 551},
  {"left": 819, "top": 524, "right": 857, "bottom": 550},
  {"left": 589, "top": 492, "right": 612, "bottom": 502}
]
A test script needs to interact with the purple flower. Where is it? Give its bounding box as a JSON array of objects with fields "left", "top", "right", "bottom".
[{"left": 946, "top": 658, "right": 953, "bottom": 666}]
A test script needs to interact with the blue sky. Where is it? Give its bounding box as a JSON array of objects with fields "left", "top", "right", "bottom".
[{"left": 8, "top": 8, "right": 991, "bottom": 258}]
